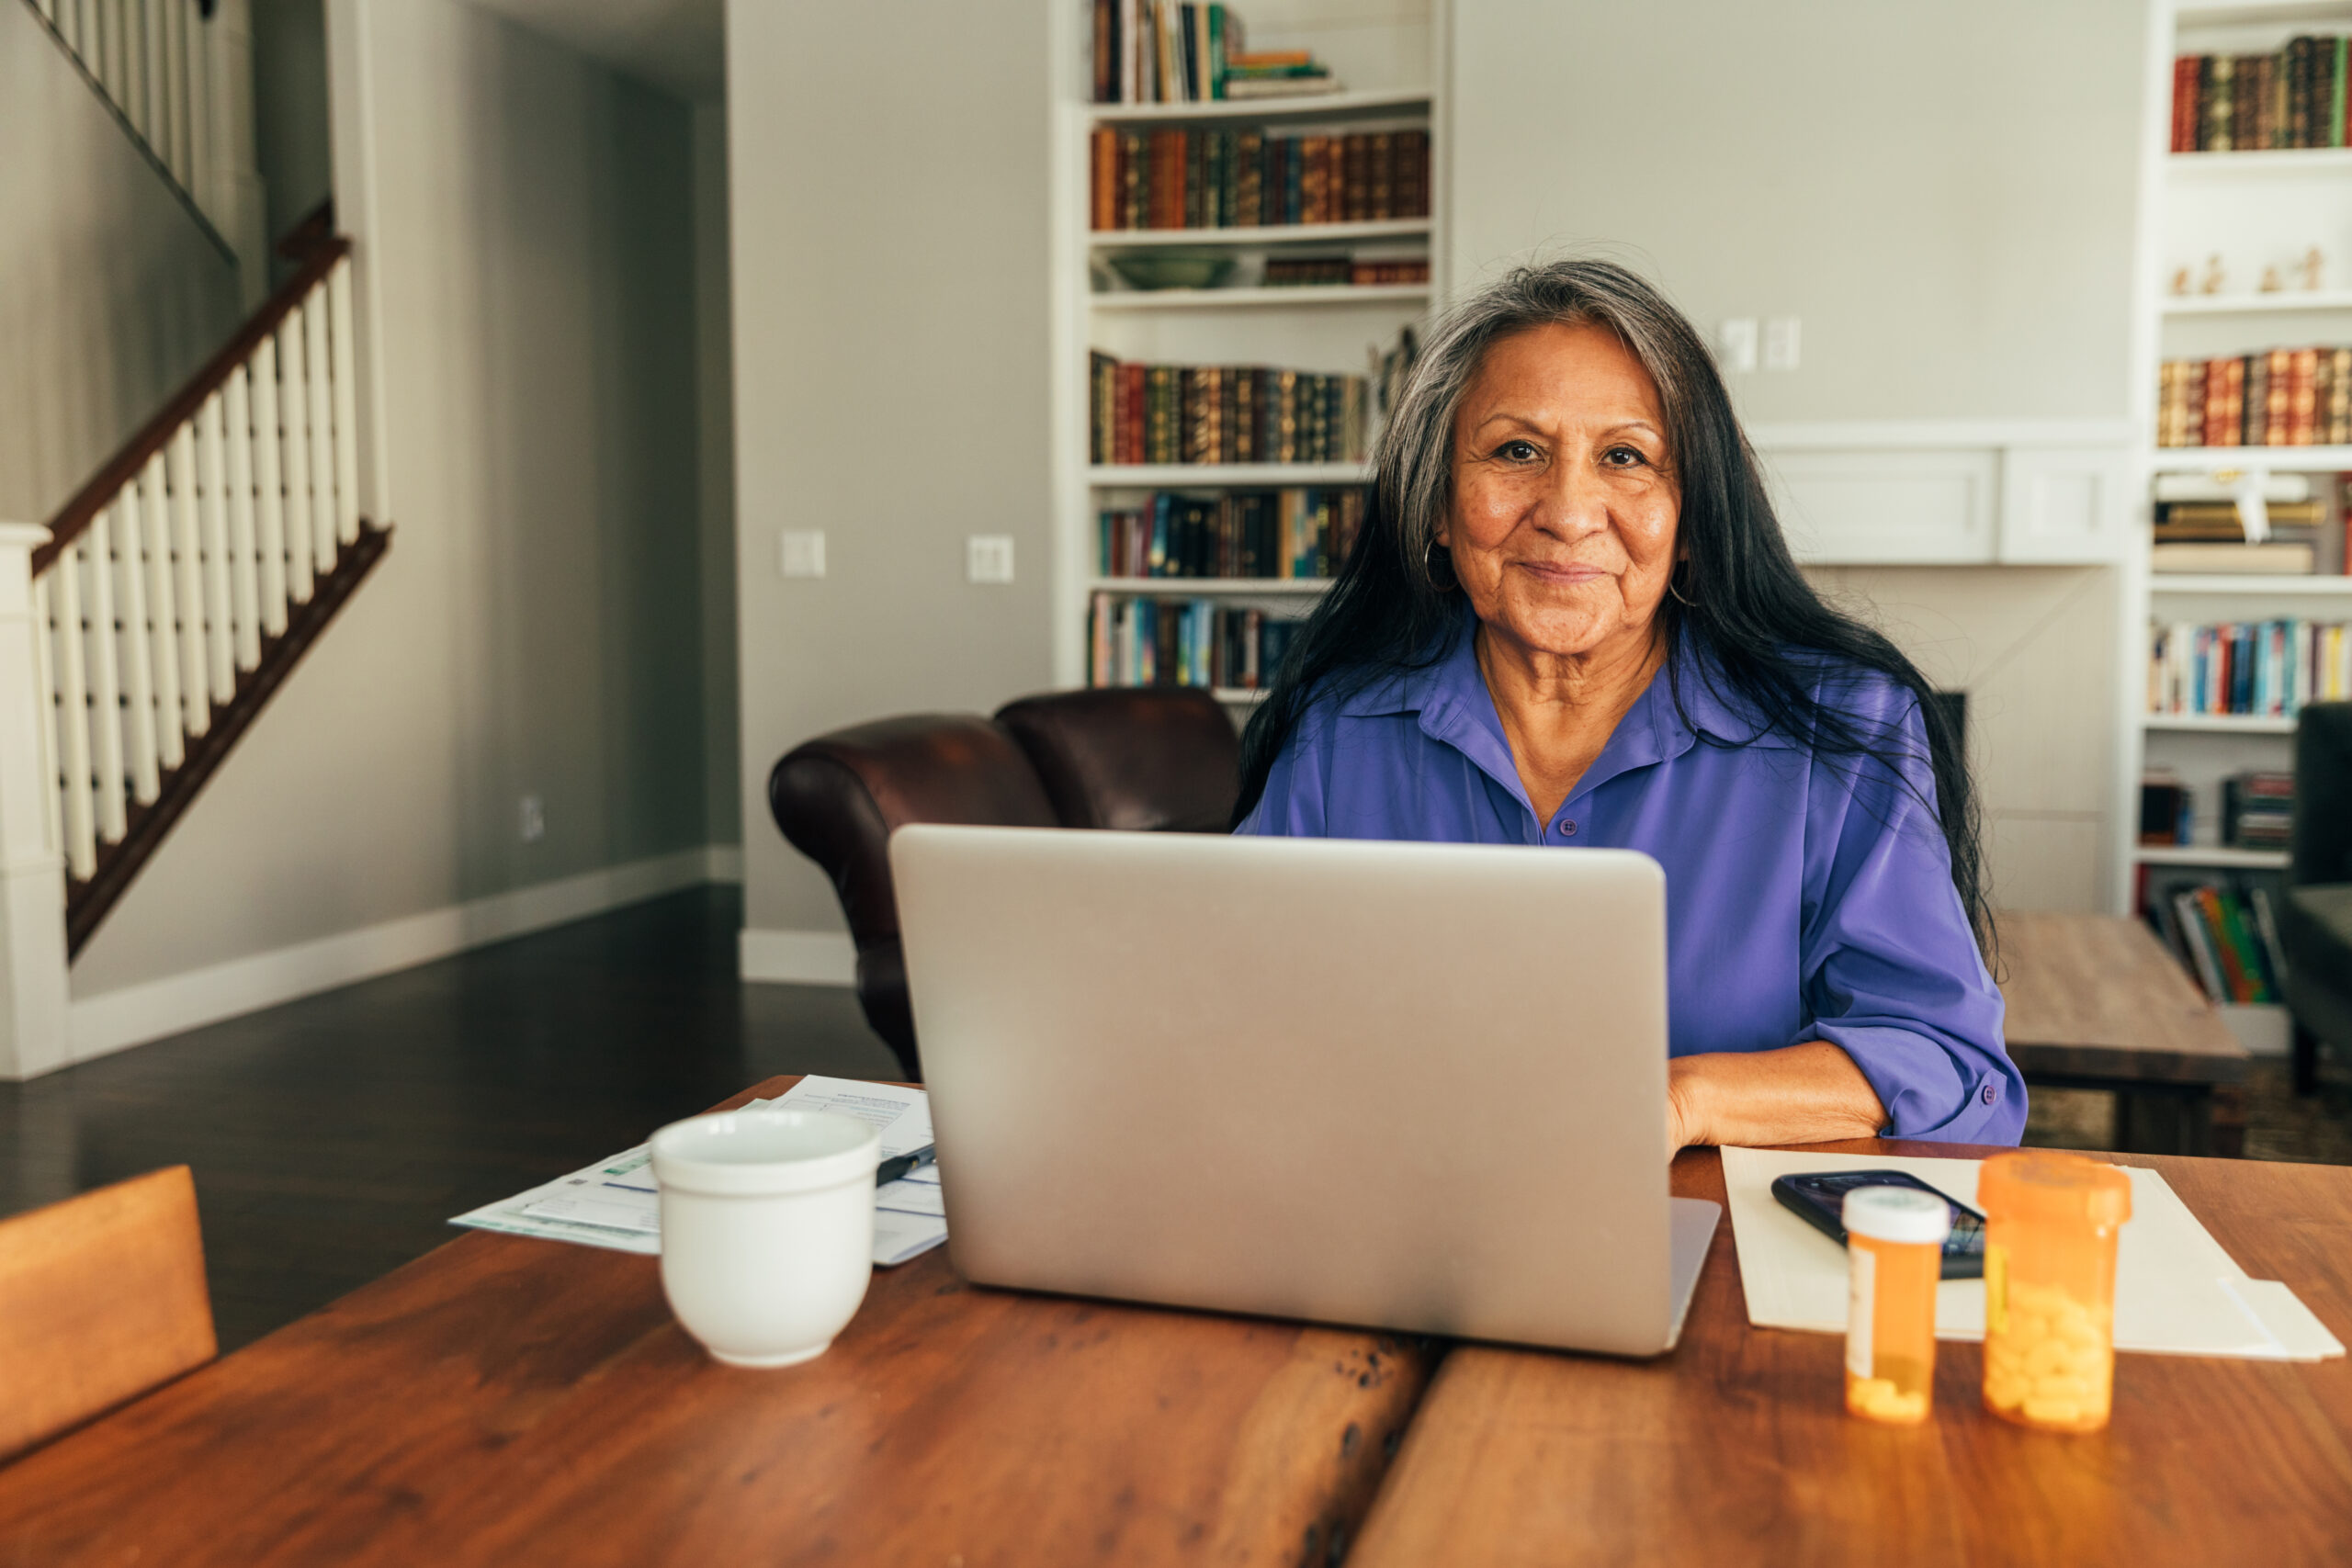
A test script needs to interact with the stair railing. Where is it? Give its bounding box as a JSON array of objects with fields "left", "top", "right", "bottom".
[
  {"left": 23, "top": 0, "right": 247, "bottom": 249},
  {"left": 33, "top": 236, "right": 389, "bottom": 957}
]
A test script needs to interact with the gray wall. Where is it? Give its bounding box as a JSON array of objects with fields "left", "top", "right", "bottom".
[
  {"left": 0, "top": 0, "right": 243, "bottom": 523},
  {"left": 1451, "top": 0, "right": 2146, "bottom": 423},
  {"left": 727, "top": 0, "right": 1056, "bottom": 939},
  {"left": 695, "top": 100, "right": 740, "bottom": 851},
  {"left": 251, "top": 0, "right": 333, "bottom": 271},
  {"left": 75, "top": 0, "right": 716, "bottom": 995}
]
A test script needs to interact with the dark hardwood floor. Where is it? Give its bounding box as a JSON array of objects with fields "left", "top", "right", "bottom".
[{"left": 0, "top": 886, "right": 898, "bottom": 1350}]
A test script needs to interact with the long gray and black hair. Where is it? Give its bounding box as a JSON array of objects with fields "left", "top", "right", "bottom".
[{"left": 1233, "top": 256, "right": 1993, "bottom": 951}]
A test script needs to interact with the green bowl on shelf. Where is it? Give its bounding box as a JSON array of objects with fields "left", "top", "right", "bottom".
[{"left": 1106, "top": 254, "right": 1237, "bottom": 292}]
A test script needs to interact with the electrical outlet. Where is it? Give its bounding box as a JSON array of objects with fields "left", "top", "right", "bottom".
[
  {"left": 519, "top": 795, "right": 546, "bottom": 843},
  {"left": 779, "top": 529, "right": 826, "bottom": 578},
  {"left": 1764, "top": 316, "right": 1802, "bottom": 371},
  {"left": 967, "top": 535, "right": 1015, "bottom": 584},
  {"left": 1716, "top": 318, "right": 1758, "bottom": 374}
]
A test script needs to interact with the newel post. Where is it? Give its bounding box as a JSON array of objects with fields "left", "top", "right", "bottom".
[{"left": 0, "top": 525, "right": 69, "bottom": 1078}]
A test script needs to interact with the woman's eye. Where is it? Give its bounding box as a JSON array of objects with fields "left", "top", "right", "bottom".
[
  {"left": 1602, "top": 445, "right": 1646, "bottom": 468},
  {"left": 1497, "top": 440, "right": 1541, "bottom": 462}
]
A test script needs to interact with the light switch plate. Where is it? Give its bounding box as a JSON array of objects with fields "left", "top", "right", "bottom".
[
  {"left": 1716, "top": 318, "right": 1758, "bottom": 374},
  {"left": 967, "top": 535, "right": 1015, "bottom": 584},
  {"left": 1764, "top": 316, "right": 1802, "bottom": 371},
  {"left": 779, "top": 529, "right": 826, "bottom": 578}
]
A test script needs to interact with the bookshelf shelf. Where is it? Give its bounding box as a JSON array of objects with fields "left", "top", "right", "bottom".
[
  {"left": 2143, "top": 713, "right": 2300, "bottom": 734},
  {"left": 1089, "top": 462, "right": 1373, "bottom": 486},
  {"left": 2150, "top": 573, "right": 2352, "bottom": 594},
  {"left": 1089, "top": 576, "right": 1332, "bottom": 594},
  {"left": 2168, "top": 147, "right": 2352, "bottom": 175},
  {"left": 2162, "top": 288, "right": 2352, "bottom": 315},
  {"left": 1090, "top": 284, "right": 1430, "bottom": 311},
  {"left": 2150, "top": 445, "right": 2352, "bottom": 470},
  {"left": 1088, "top": 86, "right": 1432, "bottom": 125},
  {"left": 2135, "top": 844, "right": 2292, "bottom": 868},
  {"left": 1212, "top": 687, "right": 1272, "bottom": 705},
  {"left": 1089, "top": 220, "right": 1432, "bottom": 250}
]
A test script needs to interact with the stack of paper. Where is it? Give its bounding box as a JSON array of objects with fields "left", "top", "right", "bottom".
[
  {"left": 1720, "top": 1146, "right": 2341, "bottom": 1361},
  {"left": 451, "top": 1077, "right": 950, "bottom": 1267}
]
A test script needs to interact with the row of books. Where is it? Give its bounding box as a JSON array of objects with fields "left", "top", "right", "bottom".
[
  {"left": 1098, "top": 489, "right": 1364, "bottom": 580},
  {"left": 2151, "top": 502, "right": 2345, "bottom": 576},
  {"left": 2146, "top": 617, "right": 2352, "bottom": 716},
  {"left": 1090, "top": 129, "right": 1430, "bottom": 231},
  {"left": 2170, "top": 41, "right": 2352, "bottom": 153},
  {"left": 2154, "top": 350, "right": 2352, "bottom": 447},
  {"left": 1088, "top": 593, "right": 1301, "bottom": 690},
  {"left": 1090, "top": 354, "right": 1369, "bottom": 467},
  {"left": 1091, "top": 3, "right": 1341, "bottom": 105},
  {"left": 2149, "top": 881, "right": 2290, "bottom": 1007},
  {"left": 2140, "top": 769, "right": 2295, "bottom": 850},
  {"left": 1262, "top": 255, "right": 1429, "bottom": 287}
]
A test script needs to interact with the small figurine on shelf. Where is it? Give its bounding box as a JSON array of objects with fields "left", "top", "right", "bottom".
[
  {"left": 2171, "top": 265, "right": 2193, "bottom": 297},
  {"left": 2303, "top": 246, "right": 2326, "bottom": 291},
  {"left": 2262, "top": 265, "right": 2284, "bottom": 293},
  {"left": 2200, "top": 254, "right": 2226, "bottom": 295}
]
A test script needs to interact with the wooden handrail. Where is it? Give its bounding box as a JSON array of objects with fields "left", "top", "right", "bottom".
[{"left": 35, "top": 236, "right": 355, "bottom": 576}]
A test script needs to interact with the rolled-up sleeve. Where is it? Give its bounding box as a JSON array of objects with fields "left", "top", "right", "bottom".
[{"left": 1798, "top": 694, "right": 2025, "bottom": 1144}]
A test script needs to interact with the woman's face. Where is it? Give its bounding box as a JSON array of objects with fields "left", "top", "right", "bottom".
[{"left": 1439, "top": 321, "right": 1681, "bottom": 662}]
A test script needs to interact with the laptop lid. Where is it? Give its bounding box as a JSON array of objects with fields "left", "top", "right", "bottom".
[{"left": 892, "top": 825, "right": 1684, "bottom": 1357}]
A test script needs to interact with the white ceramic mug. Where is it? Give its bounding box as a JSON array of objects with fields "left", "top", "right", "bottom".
[{"left": 649, "top": 1107, "right": 879, "bottom": 1368}]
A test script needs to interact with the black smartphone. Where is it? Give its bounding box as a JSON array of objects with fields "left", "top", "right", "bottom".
[{"left": 1770, "top": 1169, "right": 1986, "bottom": 1280}]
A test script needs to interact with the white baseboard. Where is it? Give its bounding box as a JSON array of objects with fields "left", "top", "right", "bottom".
[
  {"left": 65, "top": 844, "right": 735, "bottom": 1068},
  {"left": 740, "top": 927, "right": 856, "bottom": 987}
]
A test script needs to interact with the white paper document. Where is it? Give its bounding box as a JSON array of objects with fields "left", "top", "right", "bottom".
[
  {"left": 451, "top": 1076, "right": 950, "bottom": 1267},
  {"left": 1719, "top": 1146, "right": 2343, "bottom": 1361}
]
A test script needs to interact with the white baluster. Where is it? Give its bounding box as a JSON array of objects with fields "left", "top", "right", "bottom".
[
  {"left": 197, "top": 391, "right": 235, "bottom": 702},
  {"left": 97, "top": 0, "right": 124, "bottom": 110},
  {"left": 183, "top": 0, "right": 211, "bottom": 226},
  {"left": 37, "top": 0, "right": 56, "bottom": 28},
  {"left": 249, "top": 336, "right": 288, "bottom": 635},
  {"left": 168, "top": 426, "right": 208, "bottom": 738},
  {"left": 30, "top": 577, "right": 62, "bottom": 868},
  {"left": 141, "top": 455, "right": 184, "bottom": 773},
  {"left": 141, "top": 0, "right": 165, "bottom": 156},
  {"left": 330, "top": 257, "right": 361, "bottom": 544},
  {"left": 303, "top": 283, "right": 336, "bottom": 572},
  {"left": 277, "top": 310, "right": 316, "bottom": 604},
  {"left": 222, "top": 366, "right": 262, "bottom": 663},
  {"left": 74, "top": 0, "right": 96, "bottom": 64},
  {"left": 166, "top": 0, "right": 190, "bottom": 186},
  {"left": 51, "top": 541, "right": 96, "bottom": 881},
  {"left": 0, "top": 525, "right": 71, "bottom": 1080},
  {"left": 119, "top": 473, "right": 163, "bottom": 798},
  {"left": 85, "top": 509, "right": 128, "bottom": 844}
]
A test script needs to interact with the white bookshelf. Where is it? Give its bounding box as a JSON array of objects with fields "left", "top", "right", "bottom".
[
  {"left": 2123, "top": 2, "right": 2350, "bottom": 1028},
  {"left": 1050, "top": 7, "right": 1445, "bottom": 706}
]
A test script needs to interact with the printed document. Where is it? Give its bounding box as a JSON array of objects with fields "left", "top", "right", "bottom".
[{"left": 450, "top": 1077, "right": 949, "bottom": 1266}]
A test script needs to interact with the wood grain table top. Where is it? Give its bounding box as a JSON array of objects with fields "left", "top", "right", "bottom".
[
  {"left": 1996, "top": 910, "right": 2249, "bottom": 1084},
  {"left": 1348, "top": 1138, "right": 2352, "bottom": 1568},
  {"left": 0, "top": 1076, "right": 1433, "bottom": 1568}
]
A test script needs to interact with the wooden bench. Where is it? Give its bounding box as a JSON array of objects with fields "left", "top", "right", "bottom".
[{"left": 1996, "top": 910, "right": 2250, "bottom": 1156}]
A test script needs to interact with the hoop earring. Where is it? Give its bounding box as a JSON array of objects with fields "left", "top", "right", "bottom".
[
  {"left": 1423, "top": 539, "right": 1458, "bottom": 591},
  {"left": 1668, "top": 568, "right": 1698, "bottom": 608}
]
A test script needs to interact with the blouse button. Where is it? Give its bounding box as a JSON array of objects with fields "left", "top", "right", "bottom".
[
  {"left": 1558, "top": 819, "right": 1577, "bottom": 838},
  {"left": 1981, "top": 1082, "right": 1998, "bottom": 1105}
]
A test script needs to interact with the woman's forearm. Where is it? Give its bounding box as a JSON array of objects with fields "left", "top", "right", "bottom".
[{"left": 1668, "top": 1042, "right": 1887, "bottom": 1152}]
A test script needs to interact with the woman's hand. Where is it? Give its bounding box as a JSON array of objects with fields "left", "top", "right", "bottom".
[{"left": 1666, "top": 1042, "right": 1887, "bottom": 1157}]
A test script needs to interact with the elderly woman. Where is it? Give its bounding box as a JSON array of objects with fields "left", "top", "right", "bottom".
[{"left": 1236, "top": 258, "right": 2023, "bottom": 1152}]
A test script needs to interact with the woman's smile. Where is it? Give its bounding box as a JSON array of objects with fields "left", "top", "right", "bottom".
[{"left": 1511, "top": 559, "right": 1611, "bottom": 584}]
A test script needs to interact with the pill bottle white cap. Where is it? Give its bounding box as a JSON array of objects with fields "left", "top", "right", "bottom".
[{"left": 1841, "top": 1185, "right": 1953, "bottom": 1246}]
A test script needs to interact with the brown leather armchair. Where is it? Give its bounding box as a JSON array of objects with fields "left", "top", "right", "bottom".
[{"left": 769, "top": 688, "right": 1241, "bottom": 1077}]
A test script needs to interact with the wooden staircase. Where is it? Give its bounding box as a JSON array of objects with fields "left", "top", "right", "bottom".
[{"left": 31, "top": 234, "right": 390, "bottom": 956}]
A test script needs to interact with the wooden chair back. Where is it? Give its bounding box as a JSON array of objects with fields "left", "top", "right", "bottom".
[{"left": 0, "top": 1165, "right": 217, "bottom": 1462}]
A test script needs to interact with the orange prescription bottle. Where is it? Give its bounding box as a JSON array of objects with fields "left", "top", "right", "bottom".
[
  {"left": 1842, "top": 1186, "right": 1951, "bottom": 1425},
  {"left": 1978, "top": 1150, "right": 2132, "bottom": 1434}
]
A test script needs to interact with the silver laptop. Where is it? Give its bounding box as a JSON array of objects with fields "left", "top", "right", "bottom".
[{"left": 889, "top": 825, "right": 1719, "bottom": 1357}]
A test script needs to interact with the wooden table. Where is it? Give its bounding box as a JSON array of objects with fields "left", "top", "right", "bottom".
[
  {"left": 0, "top": 1077, "right": 1433, "bottom": 1567},
  {"left": 1996, "top": 910, "right": 2250, "bottom": 1155},
  {"left": 1349, "top": 1137, "right": 2352, "bottom": 1568}
]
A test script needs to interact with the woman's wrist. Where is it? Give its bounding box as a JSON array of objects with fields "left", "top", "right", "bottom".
[{"left": 1666, "top": 1057, "right": 1711, "bottom": 1152}]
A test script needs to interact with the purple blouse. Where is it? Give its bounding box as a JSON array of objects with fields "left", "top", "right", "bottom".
[{"left": 1237, "top": 615, "right": 2024, "bottom": 1144}]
